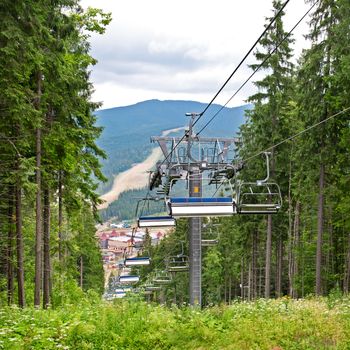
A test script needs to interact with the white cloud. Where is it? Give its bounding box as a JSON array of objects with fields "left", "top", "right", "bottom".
[{"left": 81, "top": 0, "right": 311, "bottom": 109}]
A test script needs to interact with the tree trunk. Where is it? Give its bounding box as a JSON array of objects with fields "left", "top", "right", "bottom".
[
  {"left": 34, "top": 71, "right": 43, "bottom": 307},
  {"left": 316, "top": 163, "right": 325, "bottom": 295},
  {"left": 276, "top": 235, "right": 283, "bottom": 297},
  {"left": 247, "top": 261, "right": 252, "bottom": 301},
  {"left": 251, "top": 230, "right": 258, "bottom": 299},
  {"left": 16, "top": 180, "right": 25, "bottom": 308},
  {"left": 34, "top": 125, "right": 42, "bottom": 307},
  {"left": 343, "top": 234, "right": 350, "bottom": 294},
  {"left": 290, "top": 201, "right": 300, "bottom": 298},
  {"left": 58, "top": 171, "right": 63, "bottom": 263},
  {"left": 43, "top": 186, "right": 51, "bottom": 309},
  {"left": 80, "top": 256, "right": 83, "bottom": 289},
  {"left": 228, "top": 275, "right": 232, "bottom": 303},
  {"left": 265, "top": 150, "right": 275, "bottom": 299},
  {"left": 7, "top": 188, "right": 15, "bottom": 305},
  {"left": 287, "top": 151, "right": 293, "bottom": 297},
  {"left": 240, "top": 257, "right": 245, "bottom": 299},
  {"left": 265, "top": 215, "right": 272, "bottom": 298}
]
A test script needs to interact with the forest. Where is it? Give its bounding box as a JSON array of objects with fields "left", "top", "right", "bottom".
[
  {"left": 0, "top": 0, "right": 111, "bottom": 308},
  {"left": 133, "top": 0, "right": 350, "bottom": 302},
  {"left": 0, "top": 0, "right": 350, "bottom": 348}
]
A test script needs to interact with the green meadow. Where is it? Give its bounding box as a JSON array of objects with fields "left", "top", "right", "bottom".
[{"left": 1, "top": 296, "right": 350, "bottom": 350}]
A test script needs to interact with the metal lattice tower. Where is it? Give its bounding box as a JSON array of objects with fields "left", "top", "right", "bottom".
[{"left": 151, "top": 113, "right": 239, "bottom": 307}]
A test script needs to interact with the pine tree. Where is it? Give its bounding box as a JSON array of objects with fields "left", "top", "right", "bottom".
[{"left": 239, "top": 0, "right": 294, "bottom": 298}]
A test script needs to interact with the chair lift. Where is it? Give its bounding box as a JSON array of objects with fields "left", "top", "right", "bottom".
[
  {"left": 138, "top": 215, "right": 176, "bottom": 228},
  {"left": 124, "top": 256, "right": 151, "bottom": 266},
  {"left": 122, "top": 236, "right": 151, "bottom": 266},
  {"left": 165, "top": 176, "right": 236, "bottom": 217},
  {"left": 115, "top": 291, "right": 126, "bottom": 298},
  {"left": 167, "top": 197, "right": 235, "bottom": 217},
  {"left": 119, "top": 275, "right": 140, "bottom": 283},
  {"left": 136, "top": 197, "right": 176, "bottom": 228},
  {"left": 236, "top": 152, "right": 282, "bottom": 214},
  {"left": 201, "top": 223, "right": 220, "bottom": 247},
  {"left": 143, "top": 275, "right": 162, "bottom": 292},
  {"left": 144, "top": 284, "right": 162, "bottom": 292},
  {"left": 166, "top": 241, "right": 190, "bottom": 273},
  {"left": 152, "top": 270, "right": 172, "bottom": 285}
]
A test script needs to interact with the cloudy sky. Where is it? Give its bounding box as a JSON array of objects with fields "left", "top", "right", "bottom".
[{"left": 80, "top": 0, "right": 311, "bottom": 109}]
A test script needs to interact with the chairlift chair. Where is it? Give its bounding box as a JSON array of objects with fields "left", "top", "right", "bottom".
[
  {"left": 166, "top": 197, "right": 235, "bottom": 217},
  {"left": 201, "top": 222, "right": 220, "bottom": 247},
  {"left": 166, "top": 255, "right": 189, "bottom": 272},
  {"left": 115, "top": 291, "right": 126, "bottom": 298},
  {"left": 135, "top": 196, "right": 176, "bottom": 228},
  {"left": 119, "top": 275, "right": 140, "bottom": 283},
  {"left": 235, "top": 152, "right": 282, "bottom": 214},
  {"left": 138, "top": 215, "right": 176, "bottom": 228},
  {"left": 144, "top": 285, "right": 162, "bottom": 292},
  {"left": 201, "top": 238, "right": 219, "bottom": 247},
  {"left": 152, "top": 270, "right": 172, "bottom": 285},
  {"left": 124, "top": 257, "right": 151, "bottom": 266},
  {"left": 166, "top": 240, "right": 190, "bottom": 272},
  {"left": 143, "top": 277, "right": 162, "bottom": 291},
  {"left": 236, "top": 182, "right": 282, "bottom": 214}
]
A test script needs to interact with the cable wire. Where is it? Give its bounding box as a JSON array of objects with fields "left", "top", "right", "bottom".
[
  {"left": 157, "top": 0, "right": 292, "bottom": 168},
  {"left": 196, "top": 0, "right": 319, "bottom": 135},
  {"left": 198, "top": 0, "right": 291, "bottom": 118},
  {"left": 242, "top": 106, "right": 350, "bottom": 164},
  {"left": 210, "top": 106, "right": 350, "bottom": 198}
]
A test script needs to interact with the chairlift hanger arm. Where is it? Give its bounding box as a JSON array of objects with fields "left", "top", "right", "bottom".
[{"left": 256, "top": 152, "right": 271, "bottom": 185}]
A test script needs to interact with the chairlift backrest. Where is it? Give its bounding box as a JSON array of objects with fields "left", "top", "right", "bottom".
[
  {"left": 167, "top": 197, "right": 235, "bottom": 217},
  {"left": 119, "top": 275, "right": 140, "bottom": 283},
  {"left": 124, "top": 257, "right": 150, "bottom": 266},
  {"left": 138, "top": 215, "right": 176, "bottom": 228},
  {"left": 236, "top": 182, "right": 282, "bottom": 214},
  {"left": 235, "top": 152, "right": 282, "bottom": 214},
  {"left": 167, "top": 255, "right": 189, "bottom": 272},
  {"left": 153, "top": 270, "right": 172, "bottom": 285}
]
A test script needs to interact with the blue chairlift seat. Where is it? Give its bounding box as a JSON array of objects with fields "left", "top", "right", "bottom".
[
  {"left": 124, "top": 257, "right": 150, "bottom": 266},
  {"left": 138, "top": 215, "right": 176, "bottom": 228},
  {"left": 167, "top": 197, "right": 235, "bottom": 217},
  {"left": 115, "top": 291, "right": 126, "bottom": 298},
  {"left": 119, "top": 275, "right": 140, "bottom": 283}
]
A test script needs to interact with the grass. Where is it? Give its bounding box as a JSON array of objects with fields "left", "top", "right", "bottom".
[{"left": 0, "top": 296, "right": 350, "bottom": 349}]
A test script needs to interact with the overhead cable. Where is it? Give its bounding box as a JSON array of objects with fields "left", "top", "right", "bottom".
[
  {"left": 197, "top": 0, "right": 290, "bottom": 118},
  {"left": 158, "top": 0, "right": 292, "bottom": 167},
  {"left": 196, "top": 0, "right": 319, "bottom": 135},
  {"left": 211, "top": 105, "right": 350, "bottom": 197},
  {"left": 242, "top": 106, "right": 350, "bottom": 164}
]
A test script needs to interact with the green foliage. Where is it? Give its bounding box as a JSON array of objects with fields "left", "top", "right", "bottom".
[
  {"left": 0, "top": 0, "right": 111, "bottom": 308},
  {"left": 0, "top": 297, "right": 350, "bottom": 349}
]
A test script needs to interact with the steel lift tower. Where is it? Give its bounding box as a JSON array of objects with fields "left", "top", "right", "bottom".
[{"left": 150, "top": 113, "right": 239, "bottom": 307}]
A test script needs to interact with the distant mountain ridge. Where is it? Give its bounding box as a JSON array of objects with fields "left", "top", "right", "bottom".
[
  {"left": 95, "top": 99, "right": 249, "bottom": 139},
  {"left": 94, "top": 99, "right": 250, "bottom": 220}
]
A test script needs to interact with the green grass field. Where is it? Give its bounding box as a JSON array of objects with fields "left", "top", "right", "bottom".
[{"left": 1, "top": 296, "right": 350, "bottom": 349}]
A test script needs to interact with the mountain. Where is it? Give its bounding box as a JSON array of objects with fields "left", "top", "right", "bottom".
[{"left": 94, "top": 99, "right": 250, "bottom": 220}]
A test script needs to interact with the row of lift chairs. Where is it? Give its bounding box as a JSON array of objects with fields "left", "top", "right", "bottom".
[{"left": 111, "top": 152, "right": 282, "bottom": 299}]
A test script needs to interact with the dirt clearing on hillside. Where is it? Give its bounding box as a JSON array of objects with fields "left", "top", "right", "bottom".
[{"left": 98, "top": 127, "right": 185, "bottom": 210}]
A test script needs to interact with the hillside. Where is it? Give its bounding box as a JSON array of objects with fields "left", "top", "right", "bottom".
[
  {"left": 95, "top": 100, "right": 249, "bottom": 220},
  {"left": 2, "top": 297, "right": 349, "bottom": 349}
]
